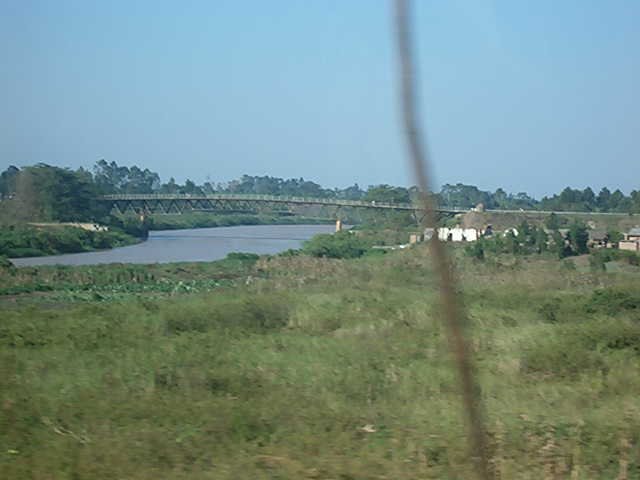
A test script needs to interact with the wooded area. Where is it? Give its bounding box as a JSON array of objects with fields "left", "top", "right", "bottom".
[{"left": 2, "top": 161, "right": 639, "bottom": 225}]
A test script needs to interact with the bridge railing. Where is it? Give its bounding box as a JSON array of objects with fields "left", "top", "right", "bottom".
[
  {"left": 100, "top": 193, "right": 425, "bottom": 210},
  {"left": 99, "top": 194, "right": 640, "bottom": 215},
  {"left": 100, "top": 193, "right": 488, "bottom": 213}
]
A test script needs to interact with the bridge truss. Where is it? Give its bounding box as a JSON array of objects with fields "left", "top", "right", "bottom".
[
  {"left": 100, "top": 193, "right": 452, "bottom": 218},
  {"left": 99, "top": 193, "right": 640, "bottom": 221}
]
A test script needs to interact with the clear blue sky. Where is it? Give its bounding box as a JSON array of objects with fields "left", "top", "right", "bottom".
[{"left": 1, "top": 0, "right": 638, "bottom": 197}]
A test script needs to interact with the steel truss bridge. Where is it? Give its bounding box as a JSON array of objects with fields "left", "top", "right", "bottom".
[
  {"left": 100, "top": 194, "right": 636, "bottom": 219},
  {"left": 100, "top": 193, "right": 467, "bottom": 217}
]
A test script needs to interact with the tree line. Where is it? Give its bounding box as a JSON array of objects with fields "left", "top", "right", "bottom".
[
  {"left": 466, "top": 217, "right": 591, "bottom": 261},
  {"left": 438, "top": 183, "right": 640, "bottom": 213},
  {"left": 1, "top": 161, "right": 639, "bottom": 223}
]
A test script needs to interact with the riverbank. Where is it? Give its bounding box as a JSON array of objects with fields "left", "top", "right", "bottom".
[
  {"left": 2, "top": 245, "right": 639, "bottom": 478},
  {"left": 9, "top": 224, "right": 339, "bottom": 266},
  {"left": 0, "top": 252, "right": 260, "bottom": 300},
  {"left": 0, "top": 224, "right": 140, "bottom": 259},
  {"left": 2, "top": 215, "right": 334, "bottom": 261},
  {"left": 146, "top": 213, "right": 332, "bottom": 230}
]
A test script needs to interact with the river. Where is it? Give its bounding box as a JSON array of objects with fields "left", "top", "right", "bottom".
[{"left": 11, "top": 224, "right": 338, "bottom": 267}]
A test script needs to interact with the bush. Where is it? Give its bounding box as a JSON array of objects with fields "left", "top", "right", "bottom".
[
  {"left": 3, "top": 247, "right": 45, "bottom": 258},
  {"left": 585, "top": 287, "right": 640, "bottom": 315},
  {"left": 521, "top": 320, "right": 640, "bottom": 377},
  {"left": 225, "top": 252, "right": 260, "bottom": 262},
  {"left": 0, "top": 225, "right": 139, "bottom": 257},
  {"left": 164, "top": 294, "right": 290, "bottom": 335},
  {"left": 537, "top": 298, "right": 561, "bottom": 323},
  {"left": 0, "top": 255, "right": 14, "bottom": 269},
  {"left": 464, "top": 240, "right": 485, "bottom": 260},
  {"left": 589, "top": 253, "right": 606, "bottom": 271},
  {"left": 302, "top": 231, "right": 370, "bottom": 259},
  {"left": 589, "top": 249, "right": 640, "bottom": 270}
]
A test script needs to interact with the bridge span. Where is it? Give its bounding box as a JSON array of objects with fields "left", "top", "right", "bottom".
[
  {"left": 100, "top": 193, "right": 468, "bottom": 216},
  {"left": 99, "top": 194, "right": 635, "bottom": 219}
]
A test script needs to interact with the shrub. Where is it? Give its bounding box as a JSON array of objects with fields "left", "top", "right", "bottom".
[
  {"left": 0, "top": 255, "right": 14, "bottom": 269},
  {"left": 3, "top": 247, "right": 45, "bottom": 258},
  {"left": 585, "top": 287, "right": 640, "bottom": 315},
  {"left": 302, "top": 231, "right": 370, "bottom": 259},
  {"left": 589, "top": 249, "right": 640, "bottom": 269},
  {"left": 464, "top": 240, "right": 485, "bottom": 260},
  {"left": 225, "top": 252, "right": 260, "bottom": 262},
  {"left": 0, "top": 225, "right": 138, "bottom": 257},
  {"left": 163, "top": 294, "right": 290, "bottom": 335},
  {"left": 589, "top": 253, "right": 607, "bottom": 271},
  {"left": 537, "top": 298, "right": 561, "bottom": 323},
  {"left": 521, "top": 320, "right": 640, "bottom": 377}
]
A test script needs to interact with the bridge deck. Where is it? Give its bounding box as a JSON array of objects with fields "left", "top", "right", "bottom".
[
  {"left": 100, "top": 194, "right": 636, "bottom": 216},
  {"left": 101, "top": 193, "right": 438, "bottom": 211}
]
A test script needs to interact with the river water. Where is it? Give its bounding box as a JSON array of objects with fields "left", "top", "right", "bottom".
[{"left": 11, "top": 224, "right": 338, "bottom": 267}]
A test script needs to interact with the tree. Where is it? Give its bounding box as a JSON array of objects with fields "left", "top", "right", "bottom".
[
  {"left": 160, "top": 177, "right": 179, "bottom": 194},
  {"left": 0, "top": 166, "right": 20, "bottom": 199},
  {"left": 607, "top": 229, "right": 624, "bottom": 243},
  {"left": 582, "top": 187, "right": 596, "bottom": 206},
  {"left": 545, "top": 213, "right": 561, "bottom": 231},
  {"left": 503, "top": 230, "right": 520, "bottom": 254},
  {"left": 608, "top": 189, "right": 631, "bottom": 212},
  {"left": 10, "top": 164, "right": 106, "bottom": 222},
  {"left": 302, "top": 231, "right": 370, "bottom": 259},
  {"left": 568, "top": 222, "right": 589, "bottom": 255},
  {"left": 631, "top": 190, "right": 640, "bottom": 214},
  {"left": 493, "top": 188, "right": 508, "bottom": 208},
  {"left": 439, "top": 183, "right": 491, "bottom": 208},
  {"left": 183, "top": 179, "right": 202, "bottom": 194},
  {"left": 93, "top": 160, "right": 160, "bottom": 194},
  {"left": 534, "top": 228, "right": 548, "bottom": 253},
  {"left": 518, "top": 220, "right": 532, "bottom": 239},
  {"left": 365, "top": 185, "right": 410, "bottom": 204},
  {"left": 465, "top": 239, "right": 485, "bottom": 260},
  {"left": 551, "top": 230, "right": 570, "bottom": 259},
  {"left": 597, "top": 187, "right": 611, "bottom": 211},
  {"left": 338, "top": 184, "right": 365, "bottom": 200}
]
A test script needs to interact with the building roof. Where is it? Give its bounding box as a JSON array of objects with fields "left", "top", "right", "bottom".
[
  {"left": 588, "top": 229, "right": 607, "bottom": 240},
  {"left": 628, "top": 227, "right": 640, "bottom": 236}
]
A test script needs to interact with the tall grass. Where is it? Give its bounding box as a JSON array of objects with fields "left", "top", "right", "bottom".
[{"left": 1, "top": 246, "right": 639, "bottom": 478}]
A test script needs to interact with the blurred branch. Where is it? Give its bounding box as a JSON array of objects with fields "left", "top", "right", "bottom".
[{"left": 392, "top": 1, "right": 492, "bottom": 478}]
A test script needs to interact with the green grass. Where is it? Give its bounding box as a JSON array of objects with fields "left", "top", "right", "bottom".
[{"left": 1, "top": 246, "right": 639, "bottom": 478}]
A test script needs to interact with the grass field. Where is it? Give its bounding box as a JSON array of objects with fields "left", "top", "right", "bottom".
[{"left": 1, "top": 246, "right": 639, "bottom": 479}]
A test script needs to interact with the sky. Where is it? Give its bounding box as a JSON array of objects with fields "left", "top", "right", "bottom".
[{"left": 1, "top": 0, "right": 639, "bottom": 197}]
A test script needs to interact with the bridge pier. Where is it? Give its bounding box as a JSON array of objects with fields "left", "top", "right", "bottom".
[{"left": 335, "top": 219, "right": 343, "bottom": 232}]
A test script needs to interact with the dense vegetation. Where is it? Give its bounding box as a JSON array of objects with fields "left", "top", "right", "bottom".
[
  {"left": 439, "top": 183, "right": 640, "bottom": 212},
  {"left": 146, "top": 213, "right": 330, "bottom": 231},
  {"left": 465, "top": 219, "right": 596, "bottom": 260},
  {"left": 0, "top": 225, "right": 138, "bottom": 258},
  {"left": 0, "top": 252, "right": 259, "bottom": 299},
  {"left": 2, "top": 161, "right": 640, "bottom": 214},
  {"left": 301, "top": 231, "right": 373, "bottom": 259},
  {"left": 1, "top": 242, "right": 639, "bottom": 479}
]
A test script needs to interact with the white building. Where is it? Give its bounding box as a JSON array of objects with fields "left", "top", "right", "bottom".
[{"left": 436, "top": 227, "right": 480, "bottom": 242}]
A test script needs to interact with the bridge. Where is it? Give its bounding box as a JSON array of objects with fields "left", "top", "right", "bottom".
[
  {"left": 99, "top": 194, "right": 637, "bottom": 219},
  {"left": 100, "top": 193, "right": 468, "bottom": 217}
]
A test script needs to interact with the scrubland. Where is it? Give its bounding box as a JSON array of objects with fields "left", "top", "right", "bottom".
[{"left": 1, "top": 246, "right": 639, "bottom": 479}]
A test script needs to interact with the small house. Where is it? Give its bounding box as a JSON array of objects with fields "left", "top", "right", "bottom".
[
  {"left": 588, "top": 229, "right": 609, "bottom": 248},
  {"left": 627, "top": 227, "right": 640, "bottom": 241},
  {"left": 619, "top": 227, "right": 640, "bottom": 252}
]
